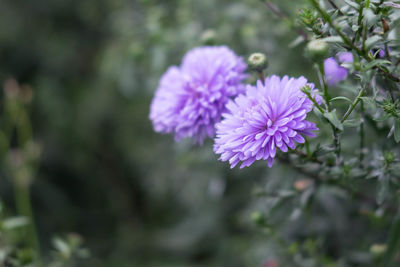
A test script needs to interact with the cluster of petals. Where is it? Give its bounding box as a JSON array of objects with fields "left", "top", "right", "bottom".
[
  {"left": 149, "top": 46, "right": 247, "bottom": 144},
  {"left": 214, "top": 75, "right": 321, "bottom": 168},
  {"left": 324, "top": 52, "right": 353, "bottom": 86}
]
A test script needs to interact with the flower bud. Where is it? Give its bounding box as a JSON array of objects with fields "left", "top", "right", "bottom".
[
  {"left": 382, "top": 18, "right": 390, "bottom": 34},
  {"left": 248, "top": 52, "right": 268, "bottom": 73},
  {"left": 251, "top": 211, "right": 265, "bottom": 226},
  {"left": 382, "top": 99, "right": 400, "bottom": 118},
  {"left": 294, "top": 179, "right": 313, "bottom": 191},
  {"left": 306, "top": 39, "right": 329, "bottom": 62},
  {"left": 384, "top": 151, "right": 395, "bottom": 164},
  {"left": 200, "top": 29, "right": 217, "bottom": 45},
  {"left": 3, "top": 79, "right": 20, "bottom": 99},
  {"left": 370, "top": 244, "right": 387, "bottom": 257}
]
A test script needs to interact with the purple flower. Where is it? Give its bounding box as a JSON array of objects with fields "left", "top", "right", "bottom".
[
  {"left": 376, "top": 46, "right": 390, "bottom": 58},
  {"left": 379, "top": 49, "right": 386, "bottom": 58},
  {"left": 214, "top": 75, "right": 321, "bottom": 169},
  {"left": 150, "top": 46, "right": 247, "bottom": 144},
  {"left": 324, "top": 52, "right": 353, "bottom": 86}
]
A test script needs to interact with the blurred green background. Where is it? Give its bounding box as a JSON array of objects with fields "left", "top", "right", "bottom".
[{"left": 0, "top": 0, "right": 331, "bottom": 266}]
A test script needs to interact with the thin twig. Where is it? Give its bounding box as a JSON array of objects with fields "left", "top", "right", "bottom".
[
  {"left": 328, "top": 0, "right": 339, "bottom": 10},
  {"left": 262, "top": 0, "right": 309, "bottom": 41}
]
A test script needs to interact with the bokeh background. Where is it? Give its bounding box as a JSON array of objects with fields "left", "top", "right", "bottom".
[{"left": 0, "top": 0, "right": 349, "bottom": 266}]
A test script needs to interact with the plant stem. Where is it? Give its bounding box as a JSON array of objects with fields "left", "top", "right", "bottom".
[
  {"left": 13, "top": 178, "right": 42, "bottom": 264},
  {"left": 359, "top": 101, "right": 365, "bottom": 166},
  {"left": 304, "top": 93, "right": 325, "bottom": 114},
  {"left": 317, "top": 62, "right": 331, "bottom": 111},
  {"left": 354, "top": 0, "right": 364, "bottom": 43},
  {"left": 327, "top": 0, "right": 339, "bottom": 10},
  {"left": 341, "top": 88, "right": 365, "bottom": 123},
  {"left": 6, "top": 97, "right": 42, "bottom": 265},
  {"left": 262, "top": 0, "right": 308, "bottom": 40},
  {"left": 316, "top": 62, "right": 341, "bottom": 164},
  {"left": 258, "top": 70, "right": 265, "bottom": 83},
  {"left": 305, "top": 139, "right": 311, "bottom": 158}
]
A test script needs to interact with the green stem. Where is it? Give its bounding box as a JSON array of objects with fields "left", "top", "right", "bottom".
[
  {"left": 258, "top": 70, "right": 265, "bottom": 83},
  {"left": 316, "top": 62, "right": 341, "bottom": 164},
  {"left": 332, "top": 124, "right": 341, "bottom": 165},
  {"left": 359, "top": 101, "right": 365, "bottom": 166},
  {"left": 13, "top": 177, "right": 42, "bottom": 265},
  {"left": 6, "top": 99, "right": 42, "bottom": 265},
  {"left": 341, "top": 88, "right": 365, "bottom": 123},
  {"left": 305, "top": 139, "right": 311, "bottom": 158},
  {"left": 317, "top": 62, "right": 331, "bottom": 111},
  {"left": 302, "top": 89, "right": 325, "bottom": 114},
  {"left": 354, "top": 0, "right": 364, "bottom": 43}
]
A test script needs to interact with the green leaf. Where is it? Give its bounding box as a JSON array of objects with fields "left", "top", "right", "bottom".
[
  {"left": 360, "top": 97, "right": 377, "bottom": 113},
  {"left": 324, "top": 110, "right": 343, "bottom": 131},
  {"left": 2, "top": 216, "right": 29, "bottom": 230},
  {"left": 320, "top": 36, "right": 344, "bottom": 44},
  {"left": 53, "top": 237, "right": 71, "bottom": 257},
  {"left": 374, "top": 114, "right": 391, "bottom": 122},
  {"left": 342, "top": 0, "right": 360, "bottom": 9},
  {"left": 394, "top": 119, "right": 400, "bottom": 143},
  {"left": 365, "top": 35, "right": 382, "bottom": 50},
  {"left": 364, "top": 8, "right": 380, "bottom": 27},
  {"left": 289, "top": 36, "right": 305, "bottom": 48},
  {"left": 383, "top": 2, "right": 400, "bottom": 8},
  {"left": 377, "top": 174, "right": 389, "bottom": 205},
  {"left": 343, "top": 119, "right": 361, "bottom": 128},
  {"left": 364, "top": 59, "right": 392, "bottom": 70},
  {"left": 330, "top": 96, "right": 352, "bottom": 103}
]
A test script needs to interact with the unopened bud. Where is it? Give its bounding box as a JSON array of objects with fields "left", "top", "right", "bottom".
[
  {"left": 384, "top": 151, "right": 395, "bottom": 164},
  {"left": 294, "top": 179, "right": 313, "bottom": 191},
  {"left": 382, "top": 18, "right": 390, "bottom": 34},
  {"left": 370, "top": 244, "right": 387, "bottom": 257},
  {"left": 251, "top": 211, "right": 265, "bottom": 226},
  {"left": 248, "top": 53, "right": 268, "bottom": 73},
  {"left": 200, "top": 29, "right": 217, "bottom": 45},
  {"left": 3, "top": 79, "right": 20, "bottom": 99},
  {"left": 306, "top": 39, "right": 329, "bottom": 62}
]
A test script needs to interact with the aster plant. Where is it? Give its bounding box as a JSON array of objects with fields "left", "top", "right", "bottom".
[
  {"left": 150, "top": 0, "right": 400, "bottom": 266},
  {"left": 150, "top": 46, "right": 247, "bottom": 144},
  {"left": 214, "top": 76, "right": 321, "bottom": 168}
]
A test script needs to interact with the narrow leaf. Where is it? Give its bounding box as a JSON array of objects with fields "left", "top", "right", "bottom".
[
  {"left": 330, "top": 96, "right": 352, "bottom": 103},
  {"left": 324, "top": 110, "right": 344, "bottom": 131}
]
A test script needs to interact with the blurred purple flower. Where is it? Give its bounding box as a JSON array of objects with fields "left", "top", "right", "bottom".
[
  {"left": 377, "top": 46, "right": 390, "bottom": 58},
  {"left": 214, "top": 75, "right": 321, "bottom": 168},
  {"left": 150, "top": 46, "right": 247, "bottom": 144},
  {"left": 324, "top": 52, "right": 353, "bottom": 86}
]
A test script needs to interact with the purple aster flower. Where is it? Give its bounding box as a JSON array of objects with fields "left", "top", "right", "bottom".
[
  {"left": 214, "top": 75, "right": 321, "bottom": 169},
  {"left": 150, "top": 46, "right": 247, "bottom": 144},
  {"left": 379, "top": 49, "right": 386, "bottom": 58},
  {"left": 376, "top": 46, "right": 390, "bottom": 58},
  {"left": 324, "top": 52, "right": 353, "bottom": 86}
]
